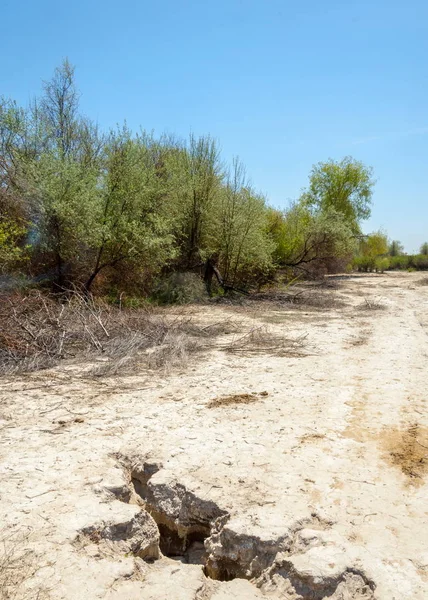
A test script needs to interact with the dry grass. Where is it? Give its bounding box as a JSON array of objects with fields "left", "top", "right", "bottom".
[
  {"left": 0, "top": 290, "right": 210, "bottom": 377},
  {"left": 357, "top": 297, "right": 387, "bottom": 311},
  {"left": 92, "top": 327, "right": 204, "bottom": 377},
  {"left": 290, "top": 291, "right": 345, "bottom": 309},
  {"left": 347, "top": 333, "right": 371, "bottom": 347},
  {"left": 0, "top": 290, "right": 310, "bottom": 378},
  {"left": 221, "top": 325, "right": 308, "bottom": 357},
  {"left": 0, "top": 290, "right": 117, "bottom": 375},
  {"left": 0, "top": 529, "right": 48, "bottom": 600},
  {"left": 248, "top": 287, "right": 346, "bottom": 311},
  {"left": 194, "top": 318, "right": 242, "bottom": 337}
]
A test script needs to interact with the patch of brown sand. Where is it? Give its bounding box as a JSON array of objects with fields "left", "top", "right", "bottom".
[
  {"left": 207, "top": 391, "right": 268, "bottom": 408},
  {"left": 381, "top": 423, "right": 428, "bottom": 484}
]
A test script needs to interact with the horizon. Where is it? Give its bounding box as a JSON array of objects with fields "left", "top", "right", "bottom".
[{"left": 2, "top": 0, "right": 427, "bottom": 253}]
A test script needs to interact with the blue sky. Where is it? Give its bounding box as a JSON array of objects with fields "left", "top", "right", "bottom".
[{"left": 2, "top": 0, "right": 427, "bottom": 252}]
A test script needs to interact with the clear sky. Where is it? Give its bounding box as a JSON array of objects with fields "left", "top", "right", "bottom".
[{"left": 1, "top": 0, "right": 427, "bottom": 252}]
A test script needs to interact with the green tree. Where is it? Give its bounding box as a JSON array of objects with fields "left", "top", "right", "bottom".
[
  {"left": 166, "top": 134, "right": 222, "bottom": 267},
  {"left": 0, "top": 64, "right": 180, "bottom": 293},
  {"left": 205, "top": 159, "right": 274, "bottom": 289},
  {"left": 302, "top": 157, "right": 374, "bottom": 232},
  {"left": 388, "top": 240, "right": 404, "bottom": 256},
  {"left": 0, "top": 61, "right": 385, "bottom": 295},
  {"left": 267, "top": 203, "right": 311, "bottom": 266},
  {"left": 268, "top": 202, "right": 355, "bottom": 273},
  {"left": 0, "top": 217, "right": 27, "bottom": 272},
  {"left": 0, "top": 98, "right": 32, "bottom": 221},
  {"left": 355, "top": 231, "right": 388, "bottom": 271},
  {"left": 362, "top": 231, "right": 388, "bottom": 258},
  {"left": 420, "top": 242, "right": 428, "bottom": 256},
  {"left": 83, "top": 128, "right": 176, "bottom": 293},
  {"left": 0, "top": 60, "right": 102, "bottom": 288}
]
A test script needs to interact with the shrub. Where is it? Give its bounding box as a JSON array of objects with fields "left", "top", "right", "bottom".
[
  {"left": 387, "top": 255, "right": 428, "bottom": 271},
  {"left": 388, "top": 255, "right": 410, "bottom": 270},
  {"left": 412, "top": 255, "right": 428, "bottom": 270},
  {"left": 375, "top": 257, "right": 390, "bottom": 273},
  {"left": 151, "top": 272, "right": 208, "bottom": 305},
  {"left": 0, "top": 289, "right": 206, "bottom": 376},
  {"left": 358, "top": 297, "right": 387, "bottom": 311},
  {"left": 352, "top": 256, "right": 375, "bottom": 272}
]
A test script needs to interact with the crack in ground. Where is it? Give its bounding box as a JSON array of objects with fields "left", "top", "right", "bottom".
[{"left": 76, "top": 452, "right": 377, "bottom": 598}]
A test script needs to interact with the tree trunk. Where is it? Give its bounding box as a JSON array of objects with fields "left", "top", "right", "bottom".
[
  {"left": 204, "top": 257, "right": 225, "bottom": 296},
  {"left": 84, "top": 270, "right": 100, "bottom": 296}
]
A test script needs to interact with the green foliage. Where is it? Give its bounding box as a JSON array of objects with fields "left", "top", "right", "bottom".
[
  {"left": 362, "top": 254, "right": 428, "bottom": 272},
  {"left": 102, "top": 290, "right": 152, "bottom": 309},
  {"left": 361, "top": 231, "right": 388, "bottom": 258},
  {"left": 165, "top": 134, "right": 223, "bottom": 266},
  {"left": 387, "top": 255, "right": 410, "bottom": 270},
  {"left": 388, "top": 240, "right": 404, "bottom": 256},
  {"left": 1, "top": 63, "right": 177, "bottom": 292},
  {"left": 0, "top": 61, "right": 103, "bottom": 287},
  {"left": 309, "top": 209, "right": 357, "bottom": 258},
  {"left": 412, "top": 255, "right": 428, "bottom": 270},
  {"left": 0, "top": 61, "right": 388, "bottom": 298},
  {"left": 352, "top": 231, "right": 388, "bottom": 272},
  {"left": 268, "top": 203, "right": 312, "bottom": 266},
  {"left": 352, "top": 256, "right": 370, "bottom": 272},
  {"left": 83, "top": 128, "right": 176, "bottom": 291},
  {"left": 205, "top": 160, "right": 275, "bottom": 287},
  {"left": 375, "top": 257, "right": 390, "bottom": 273},
  {"left": 269, "top": 203, "right": 356, "bottom": 274},
  {"left": 26, "top": 151, "right": 100, "bottom": 256},
  {"left": 420, "top": 242, "right": 428, "bottom": 256},
  {"left": 301, "top": 156, "right": 374, "bottom": 232},
  {"left": 0, "top": 217, "right": 28, "bottom": 272}
]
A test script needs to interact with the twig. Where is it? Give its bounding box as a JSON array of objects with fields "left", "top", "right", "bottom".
[
  {"left": 25, "top": 489, "right": 56, "bottom": 499},
  {"left": 39, "top": 402, "right": 63, "bottom": 415},
  {"left": 348, "top": 479, "right": 376, "bottom": 486},
  {"left": 415, "top": 439, "right": 428, "bottom": 450},
  {"left": 64, "top": 406, "right": 90, "bottom": 416}
]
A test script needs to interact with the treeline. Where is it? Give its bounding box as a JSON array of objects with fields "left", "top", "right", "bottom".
[
  {"left": 0, "top": 60, "right": 422, "bottom": 301},
  {"left": 352, "top": 235, "right": 428, "bottom": 273},
  {"left": 354, "top": 254, "right": 428, "bottom": 273}
]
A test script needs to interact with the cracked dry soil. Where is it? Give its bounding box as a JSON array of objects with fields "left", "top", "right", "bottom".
[{"left": 1, "top": 272, "right": 428, "bottom": 599}]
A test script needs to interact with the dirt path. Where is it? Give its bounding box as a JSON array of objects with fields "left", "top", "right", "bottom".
[{"left": 1, "top": 273, "right": 427, "bottom": 599}]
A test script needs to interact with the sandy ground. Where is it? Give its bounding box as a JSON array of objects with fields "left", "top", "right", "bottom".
[{"left": 1, "top": 272, "right": 427, "bottom": 599}]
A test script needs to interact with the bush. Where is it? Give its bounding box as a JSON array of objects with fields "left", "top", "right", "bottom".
[
  {"left": 388, "top": 255, "right": 410, "bottom": 270},
  {"left": 375, "top": 257, "right": 390, "bottom": 273},
  {"left": 352, "top": 256, "right": 375, "bottom": 272},
  {"left": 412, "top": 255, "right": 428, "bottom": 270},
  {"left": 0, "top": 289, "right": 207, "bottom": 376},
  {"left": 151, "top": 272, "right": 208, "bottom": 305},
  {"left": 387, "top": 255, "right": 428, "bottom": 271}
]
